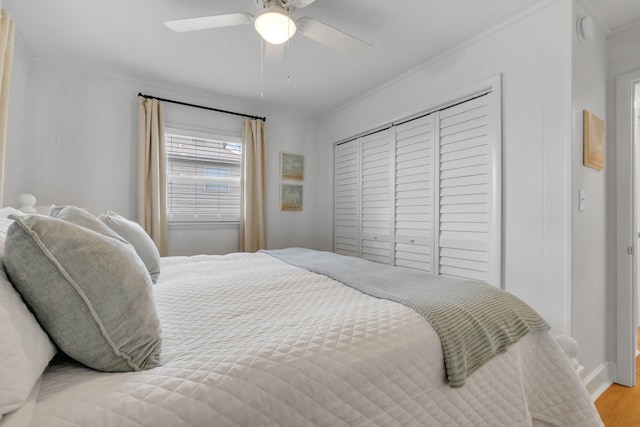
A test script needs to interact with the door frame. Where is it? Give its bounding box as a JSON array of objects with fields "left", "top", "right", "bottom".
[{"left": 615, "top": 69, "right": 640, "bottom": 387}]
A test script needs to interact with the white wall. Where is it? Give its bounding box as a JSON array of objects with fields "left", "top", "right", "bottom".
[
  {"left": 571, "top": 0, "right": 608, "bottom": 388},
  {"left": 5, "top": 57, "right": 321, "bottom": 255},
  {"left": 316, "top": 0, "right": 573, "bottom": 338}
]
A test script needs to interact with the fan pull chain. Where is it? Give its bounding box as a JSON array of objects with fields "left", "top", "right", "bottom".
[
  {"left": 287, "top": 23, "right": 291, "bottom": 86},
  {"left": 260, "top": 39, "right": 264, "bottom": 98}
]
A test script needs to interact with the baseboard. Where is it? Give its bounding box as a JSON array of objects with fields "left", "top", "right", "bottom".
[{"left": 581, "top": 362, "right": 613, "bottom": 401}]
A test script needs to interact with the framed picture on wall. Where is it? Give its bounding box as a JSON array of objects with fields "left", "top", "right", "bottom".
[
  {"left": 583, "top": 109, "right": 605, "bottom": 170},
  {"left": 281, "top": 152, "right": 304, "bottom": 181},
  {"left": 281, "top": 183, "right": 303, "bottom": 211}
]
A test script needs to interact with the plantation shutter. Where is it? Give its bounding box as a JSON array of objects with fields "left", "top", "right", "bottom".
[
  {"left": 437, "top": 94, "right": 498, "bottom": 283},
  {"left": 360, "top": 129, "right": 393, "bottom": 264},
  {"left": 334, "top": 139, "right": 360, "bottom": 257},
  {"left": 333, "top": 88, "right": 500, "bottom": 287},
  {"left": 394, "top": 115, "right": 434, "bottom": 272}
]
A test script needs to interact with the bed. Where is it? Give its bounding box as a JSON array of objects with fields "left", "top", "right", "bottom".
[{"left": 0, "top": 208, "right": 604, "bottom": 427}]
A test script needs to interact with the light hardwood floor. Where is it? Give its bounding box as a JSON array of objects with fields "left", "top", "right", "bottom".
[{"left": 594, "top": 329, "right": 640, "bottom": 426}]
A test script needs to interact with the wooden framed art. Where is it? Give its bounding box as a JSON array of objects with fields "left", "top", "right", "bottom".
[
  {"left": 280, "top": 152, "right": 304, "bottom": 181},
  {"left": 280, "top": 183, "right": 303, "bottom": 211},
  {"left": 583, "top": 109, "right": 605, "bottom": 170}
]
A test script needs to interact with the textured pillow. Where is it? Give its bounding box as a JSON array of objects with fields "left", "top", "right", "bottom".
[
  {"left": 49, "top": 206, "right": 127, "bottom": 242},
  {"left": 99, "top": 210, "right": 161, "bottom": 283},
  {"left": 0, "top": 209, "right": 24, "bottom": 256},
  {"left": 4, "top": 214, "right": 162, "bottom": 372},
  {"left": 0, "top": 207, "right": 23, "bottom": 218},
  {"left": 0, "top": 216, "right": 17, "bottom": 257},
  {"left": 0, "top": 262, "right": 56, "bottom": 417}
]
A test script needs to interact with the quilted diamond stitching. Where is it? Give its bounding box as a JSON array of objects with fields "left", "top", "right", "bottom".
[{"left": 32, "top": 253, "right": 602, "bottom": 427}]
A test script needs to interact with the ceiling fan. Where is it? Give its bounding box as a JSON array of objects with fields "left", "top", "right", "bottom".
[{"left": 164, "top": 0, "right": 371, "bottom": 55}]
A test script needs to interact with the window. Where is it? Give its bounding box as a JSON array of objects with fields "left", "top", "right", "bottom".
[{"left": 165, "top": 130, "right": 242, "bottom": 222}]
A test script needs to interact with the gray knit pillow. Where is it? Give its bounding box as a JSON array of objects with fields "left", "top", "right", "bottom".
[
  {"left": 49, "top": 206, "right": 126, "bottom": 242},
  {"left": 98, "top": 210, "right": 161, "bottom": 283},
  {"left": 3, "top": 214, "right": 162, "bottom": 372}
]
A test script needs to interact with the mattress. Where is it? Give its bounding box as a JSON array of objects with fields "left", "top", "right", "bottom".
[{"left": 30, "top": 252, "right": 602, "bottom": 426}]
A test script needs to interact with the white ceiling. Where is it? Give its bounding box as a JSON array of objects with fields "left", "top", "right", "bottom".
[{"left": 5, "top": 0, "right": 640, "bottom": 116}]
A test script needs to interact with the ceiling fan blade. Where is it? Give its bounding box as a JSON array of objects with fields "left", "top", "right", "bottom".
[
  {"left": 165, "top": 13, "right": 254, "bottom": 33},
  {"left": 297, "top": 17, "right": 371, "bottom": 56},
  {"left": 282, "top": 0, "right": 319, "bottom": 7}
]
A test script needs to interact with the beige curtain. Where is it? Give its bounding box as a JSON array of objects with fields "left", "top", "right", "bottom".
[
  {"left": 0, "top": 8, "right": 14, "bottom": 207},
  {"left": 137, "top": 97, "right": 167, "bottom": 256},
  {"left": 240, "top": 118, "right": 266, "bottom": 252}
]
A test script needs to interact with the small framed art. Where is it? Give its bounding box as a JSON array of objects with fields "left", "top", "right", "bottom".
[
  {"left": 281, "top": 183, "right": 303, "bottom": 211},
  {"left": 280, "top": 152, "right": 304, "bottom": 181},
  {"left": 583, "top": 109, "right": 605, "bottom": 171}
]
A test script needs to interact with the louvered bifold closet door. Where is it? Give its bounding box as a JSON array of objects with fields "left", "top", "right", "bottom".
[
  {"left": 360, "top": 130, "right": 393, "bottom": 264},
  {"left": 394, "top": 115, "right": 434, "bottom": 272},
  {"left": 334, "top": 140, "right": 360, "bottom": 257},
  {"left": 438, "top": 94, "right": 496, "bottom": 283}
]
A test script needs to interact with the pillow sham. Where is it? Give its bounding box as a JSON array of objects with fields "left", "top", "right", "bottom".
[
  {"left": 0, "top": 209, "right": 23, "bottom": 255},
  {"left": 48, "top": 205, "right": 127, "bottom": 243},
  {"left": 99, "top": 210, "right": 161, "bottom": 283},
  {"left": 0, "top": 262, "right": 56, "bottom": 417},
  {"left": 3, "top": 214, "right": 162, "bottom": 372},
  {"left": 0, "top": 207, "right": 23, "bottom": 218},
  {"left": 0, "top": 216, "right": 18, "bottom": 256}
]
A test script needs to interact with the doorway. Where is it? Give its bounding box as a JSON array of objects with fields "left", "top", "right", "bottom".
[
  {"left": 636, "top": 81, "right": 640, "bottom": 332},
  {"left": 616, "top": 70, "right": 640, "bottom": 387}
]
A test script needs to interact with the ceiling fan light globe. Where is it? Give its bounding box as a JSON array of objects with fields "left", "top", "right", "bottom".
[{"left": 254, "top": 8, "right": 297, "bottom": 45}]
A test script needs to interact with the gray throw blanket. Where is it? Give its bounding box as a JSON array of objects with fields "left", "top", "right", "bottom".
[{"left": 263, "top": 248, "right": 549, "bottom": 388}]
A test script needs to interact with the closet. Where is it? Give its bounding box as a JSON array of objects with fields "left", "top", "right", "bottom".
[{"left": 334, "top": 90, "right": 501, "bottom": 286}]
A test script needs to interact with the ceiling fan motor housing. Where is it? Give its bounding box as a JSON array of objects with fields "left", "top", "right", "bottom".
[
  {"left": 254, "top": 6, "right": 297, "bottom": 44},
  {"left": 256, "top": 0, "right": 318, "bottom": 10}
]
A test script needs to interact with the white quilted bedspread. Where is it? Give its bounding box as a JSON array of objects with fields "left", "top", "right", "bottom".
[{"left": 31, "top": 252, "right": 603, "bottom": 427}]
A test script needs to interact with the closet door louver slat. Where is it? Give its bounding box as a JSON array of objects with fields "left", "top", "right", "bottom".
[
  {"left": 360, "top": 130, "right": 393, "bottom": 264},
  {"left": 394, "top": 115, "right": 434, "bottom": 272},
  {"left": 437, "top": 96, "right": 492, "bottom": 282},
  {"left": 334, "top": 140, "right": 360, "bottom": 257}
]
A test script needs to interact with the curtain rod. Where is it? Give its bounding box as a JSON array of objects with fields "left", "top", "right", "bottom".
[{"left": 137, "top": 93, "right": 266, "bottom": 122}]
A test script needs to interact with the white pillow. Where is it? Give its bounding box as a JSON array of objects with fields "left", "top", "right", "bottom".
[
  {"left": 0, "top": 208, "right": 23, "bottom": 219},
  {"left": 0, "top": 214, "right": 22, "bottom": 257},
  {"left": 98, "top": 210, "right": 161, "bottom": 283},
  {"left": 0, "top": 262, "right": 56, "bottom": 417}
]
